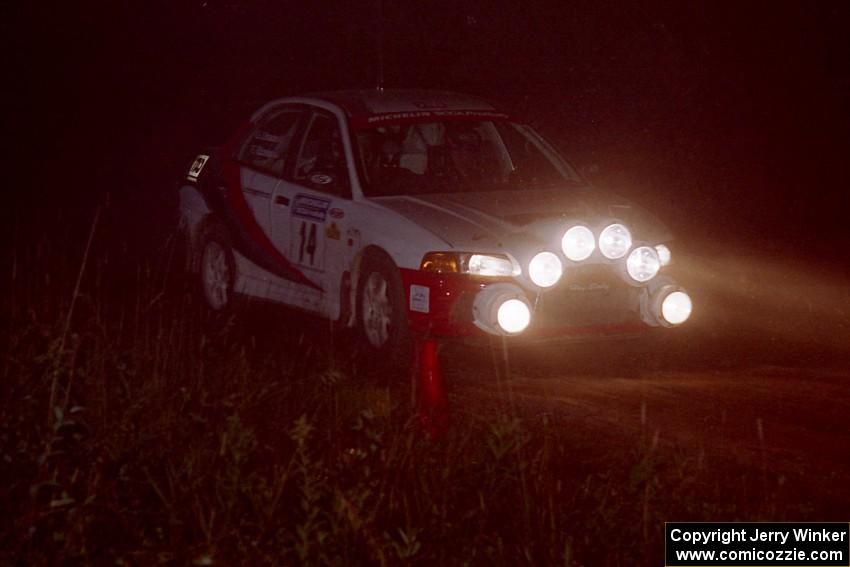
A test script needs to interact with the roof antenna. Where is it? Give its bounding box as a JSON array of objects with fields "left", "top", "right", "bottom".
[{"left": 376, "top": 0, "right": 384, "bottom": 91}]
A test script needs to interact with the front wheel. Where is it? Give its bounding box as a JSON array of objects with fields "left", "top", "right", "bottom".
[{"left": 356, "top": 254, "right": 413, "bottom": 376}]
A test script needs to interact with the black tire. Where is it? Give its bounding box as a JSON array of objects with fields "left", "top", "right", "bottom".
[
  {"left": 197, "top": 222, "right": 237, "bottom": 315},
  {"left": 355, "top": 252, "right": 413, "bottom": 377}
]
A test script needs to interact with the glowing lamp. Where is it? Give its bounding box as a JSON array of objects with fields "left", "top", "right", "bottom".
[
  {"left": 562, "top": 225, "right": 595, "bottom": 261},
  {"left": 599, "top": 223, "right": 632, "bottom": 259},
  {"left": 528, "top": 251, "right": 562, "bottom": 288}
]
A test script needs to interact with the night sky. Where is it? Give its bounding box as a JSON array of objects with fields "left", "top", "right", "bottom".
[{"left": 5, "top": 0, "right": 850, "bottom": 261}]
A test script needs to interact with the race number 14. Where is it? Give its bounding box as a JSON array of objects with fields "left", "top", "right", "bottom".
[{"left": 297, "top": 220, "right": 319, "bottom": 267}]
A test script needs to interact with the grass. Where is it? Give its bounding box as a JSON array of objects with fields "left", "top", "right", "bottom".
[{"left": 0, "top": 216, "right": 825, "bottom": 566}]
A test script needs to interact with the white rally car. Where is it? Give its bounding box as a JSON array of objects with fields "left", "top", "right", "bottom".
[{"left": 178, "top": 89, "right": 692, "bottom": 365}]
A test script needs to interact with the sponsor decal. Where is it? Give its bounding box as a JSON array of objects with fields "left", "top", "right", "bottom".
[
  {"left": 410, "top": 285, "right": 430, "bottom": 313},
  {"left": 412, "top": 100, "right": 449, "bottom": 109},
  {"left": 346, "top": 228, "right": 360, "bottom": 247},
  {"left": 325, "top": 222, "right": 341, "bottom": 240},
  {"left": 309, "top": 173, "right": 334, "bottom": 186},
  {"left": 567, "top": 282, "right": 610, "bottom": 293},
  {"left": 329, "top": 208, "right": 345, "bottom": 219},
  {"left": 292, "top": 194, "right": 331, "bottom": 222},
  {"left": 186, "top": 154, "right": 210, "bottom": 182},
  {"left": 350, "top": 109, "right": 515, "bottom": 130}
]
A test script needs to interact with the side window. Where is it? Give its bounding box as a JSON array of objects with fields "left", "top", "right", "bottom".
[
  {"left": 238, "top": 108, "right": 301, "bottom": 176},
  {"left": 294, "top": 111, "right": 348, "bottom": 193}
]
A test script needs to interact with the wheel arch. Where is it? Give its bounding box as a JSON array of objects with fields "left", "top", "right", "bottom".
[
  {"left": 346, "top": 244, "right": 400, "bottom": 328},
  {"left": 188, "top": 213, "right": 231, "bottom": 274},
  {"left": 178, "top": 183, "right": 218, "bottom": 273}
]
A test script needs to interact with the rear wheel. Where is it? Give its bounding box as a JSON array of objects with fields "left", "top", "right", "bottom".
[
  {"left": 356, "top": 253, "right": 413, "bottom": 376},
  {"left": 198, "top": 223, "right": 236, "bottom": 313}
]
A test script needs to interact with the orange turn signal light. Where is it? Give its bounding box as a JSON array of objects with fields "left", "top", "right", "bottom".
[{"left": 420, "top": 252, "right": 459, "bottom": 273}]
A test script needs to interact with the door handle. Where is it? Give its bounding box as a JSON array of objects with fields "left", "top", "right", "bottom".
[{"left": 274, "top": 195, "right": 290, "bottom": 206}]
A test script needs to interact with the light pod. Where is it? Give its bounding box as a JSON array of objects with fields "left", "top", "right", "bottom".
[
  {"left": 562, "top": 225, "right": 595, "bottom": 261},
  {"left": 626, "top": 246, "right": 661, "bottom": 283},
  {"left": 661, "top": 290, "right": 692, "bottom": 325},
  {"left": 655, "top": 243, "right": 671, "bottom": 267},
  {"left": 599, "top": 223, "right": 632, "bottom": 259},
  {"left": 642, "top": 282, "right": 693, "bottom": 327},
  {"left": 472, "top": 283, "right": 532, "bottom": 335},
  {"left": 528, "top": 251, "right": 563, "bottom": 288}
]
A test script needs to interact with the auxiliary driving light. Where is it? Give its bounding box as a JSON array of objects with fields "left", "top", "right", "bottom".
[
  {"left": 642, "top": 282, "right": 693, "bottom": 327},
  {"left": 562, "top": 225, "right": 595, "bottom": 261},
  {"left": 655, "top": 243, "right": 671, "bottom": 267},
  {"left": 528, "top": 251, "right": 563, "bottom": 288},
  {"left": 472, "top": 283, "right": 532, "bottom": 335},
  {"left": 497, "top": 299, "right": 532, "bottom": 334},
  {"left": 599, "top": 223, "right": 632, "bottom": 259},
  {"left": 661, "top": 290, "right": 692, "bottom": 325},
  {"left": 626, "top": 246, "right": 661, "bottom": 283}
]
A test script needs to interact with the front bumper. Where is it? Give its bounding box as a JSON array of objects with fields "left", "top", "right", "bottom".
[{"left": 400, "top": 265, "right": 687, "bottom": 340}]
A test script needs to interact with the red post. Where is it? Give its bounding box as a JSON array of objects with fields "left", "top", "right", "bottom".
[{"left": 415, "top": 337, "right": 449, "bottom": 437}]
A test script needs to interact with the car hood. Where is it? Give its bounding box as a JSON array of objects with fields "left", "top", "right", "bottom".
[{"left": 371, "top": 187, "right": 672, "bottom": 252}]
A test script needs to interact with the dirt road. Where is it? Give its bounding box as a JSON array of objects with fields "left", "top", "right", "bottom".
[{"left": 443, "top": 251, "right": 850, "bottom": 509}]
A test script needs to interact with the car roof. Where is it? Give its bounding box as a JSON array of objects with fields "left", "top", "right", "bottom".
[
  {"left": 254, "top": 89, "right": 501, "bottom": 120},
  {"left": 310, "top": 89, "right": 498, "bottom": 115}
]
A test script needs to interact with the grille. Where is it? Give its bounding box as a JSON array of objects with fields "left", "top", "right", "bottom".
[{"left": 533, "top": 265, "right": 640, "bottom": 328}]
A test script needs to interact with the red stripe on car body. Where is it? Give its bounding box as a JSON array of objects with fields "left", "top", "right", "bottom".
[{"left": 220, "top": 155, "right": 322, "bottom": 291}]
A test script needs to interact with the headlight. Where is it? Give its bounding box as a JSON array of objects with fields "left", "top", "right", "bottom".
[
  {"left": 655, "top": 243, "right": 671, "bottom": 267},
  {"left": 467, "top": 254, "right": 516, "bottom": 276},
  {"left": 626, "top": 246, "right": 660, "bottom": 283},
  {"left": 561, "top": 225, "right": 595, "bottom": 261},
  {"left": 421, "top": 252, "right": 518, "bottom": 276},
  {"left": 599, "top": 223, "right": 632, "bottom": 259},
  {"left": 661, "top": 290, "right": 692, "bottom": 325},
  {"left": 528, "top": 251, "right": 562, "bottom": 288}
]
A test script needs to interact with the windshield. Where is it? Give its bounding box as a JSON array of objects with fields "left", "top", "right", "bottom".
[{"left": 354, "top": 120, "right": 583, "bottom": 197}]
